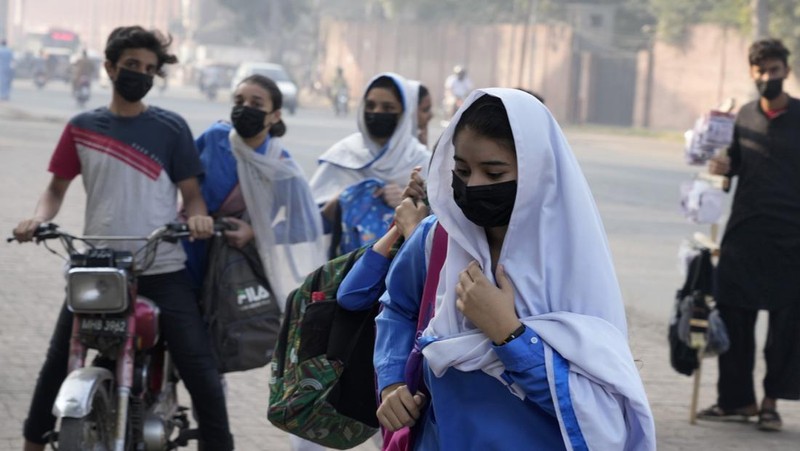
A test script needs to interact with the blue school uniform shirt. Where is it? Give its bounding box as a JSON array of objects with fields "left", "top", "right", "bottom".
[
  {"left": 337, "top": 246, "right": 393, "bottom": 311},
  {"left": 197, "top": 121, "right": 270, "bottom": 213},
  {"left": 184, "top": 121, "right": 299, "bottom": 288},
  {"left": 375, "top": 216, "right": 570, "bottom": 450}
]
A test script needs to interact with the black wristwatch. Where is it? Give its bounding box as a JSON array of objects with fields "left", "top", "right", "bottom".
[{"left": 498, "top": 324, "right": 526, "bottom": 346}]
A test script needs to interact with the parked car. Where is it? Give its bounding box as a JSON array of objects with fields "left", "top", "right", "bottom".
[
  {"left": 231, "top": 62, "right": 298, "bottom": 114},
  {"left": 194, "top": 60, "right": 237, "bottom": 101}
]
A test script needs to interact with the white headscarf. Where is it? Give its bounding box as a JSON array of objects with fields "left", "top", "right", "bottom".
[
  {"left": 421, "top": 89, "right": 655, "bottom": 450},
  {"left": 309, "top": 72, "right": 431, "bottom": 204},
  {"left": 231, "top": 131, "right": 326, "bottom": 311}
]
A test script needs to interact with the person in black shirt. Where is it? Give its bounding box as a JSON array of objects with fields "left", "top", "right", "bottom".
[{"left": 697, "top": 38, "right": 800, "bottom": 432}]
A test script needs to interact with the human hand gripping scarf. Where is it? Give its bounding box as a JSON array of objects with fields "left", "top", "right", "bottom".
[
  {"left": 309, "top": 72, "right": 431, "bottom": 204},
  {"left": 230, "top": 130, "right": 326, "bottom": 311},
  {"left": 421, "top": 89, "right": 656, "bottom": 450}
]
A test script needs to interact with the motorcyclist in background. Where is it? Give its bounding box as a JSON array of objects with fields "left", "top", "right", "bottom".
[
  {"left": 443, "top": 65, "right": 473, "bottom": 118},
  {"left": 72, "top": 50, "right": 95, "bottom": 82},
  {"left": 71, "top": 50, "right": 95, "bottom": 106},
  {"left": 330, "top": 66, "right": 349, "bottom": 115}
]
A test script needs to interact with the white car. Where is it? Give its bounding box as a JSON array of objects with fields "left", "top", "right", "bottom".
[{"left": 231, "top": 62, "right": 298, "bottom": 114}]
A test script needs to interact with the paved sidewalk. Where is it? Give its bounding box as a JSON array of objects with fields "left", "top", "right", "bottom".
[
  {"left": 1, "top": 103, "right": 798, "bottom": 450},
  {"left": 629, "top": 306, "right": 799, "bottom": 450}
]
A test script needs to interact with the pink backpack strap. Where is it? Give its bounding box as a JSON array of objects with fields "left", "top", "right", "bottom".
[
  {"left": 385, "top": 222, "right": 448, "bottom": 450},
  {"left": 416, "top": 221, "right": 447, "bottom": 333}
]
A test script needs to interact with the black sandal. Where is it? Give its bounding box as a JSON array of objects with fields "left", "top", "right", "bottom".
[
  {"left": 757, "top": 409, "right": 782, "bottom": 431},
  {"left": 696, "top": 404, "right": 756, "bottom": 422}
]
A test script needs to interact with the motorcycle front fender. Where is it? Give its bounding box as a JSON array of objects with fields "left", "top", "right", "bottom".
[{"left": 52, "top": 367, "right": 114, "bottom": 418}]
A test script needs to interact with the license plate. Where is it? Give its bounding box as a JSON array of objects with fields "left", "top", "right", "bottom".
[{"left": 79, "top": 317, "right": 128, "bottom": 337}]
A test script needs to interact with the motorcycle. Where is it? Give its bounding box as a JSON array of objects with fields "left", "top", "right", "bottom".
[
  {"left": 9, "top": 222, "right": 228, "bottom": 451},
  {"left": 73, "top": 75, "right": 91, "bottom": 108},
  {"left": 33, "top": 70, "right": 48, "bottom": 89},
  {"left": 333, "top": 86, "right": 349, "bottom": 116},
  {"left": 442, "top": 93, "right": 465, "bottom": 119},
  {"left": 203, "top": 83, "right": 218, "bottom": 101}
]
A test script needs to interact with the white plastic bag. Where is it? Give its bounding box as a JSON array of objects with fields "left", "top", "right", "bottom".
[{"left": 680, "top": 179, "right": 724, "bottom": 224}]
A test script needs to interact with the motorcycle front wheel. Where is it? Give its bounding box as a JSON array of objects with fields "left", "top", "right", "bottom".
[{"left": 58, "top": 385, "right": 115, "bottom": 451}]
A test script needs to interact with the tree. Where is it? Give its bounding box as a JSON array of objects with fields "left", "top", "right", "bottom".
[
  {"left": 752, "top": 0, "right": 769, "bottom": 39},
  {"left": 649, "top": 0, "right": 749, "bottom": 45},
  {"left": 215, "top": 0, "right": 312, "bottom": 62},
  {"left": 383, "top": 0, "right": 532, "bottom": 23},
  {"left": 767, "top": 0, "right": 800, "bottom": 70},
  {"left": 648, "top": 0, "right": 800, "bottom": 73}
]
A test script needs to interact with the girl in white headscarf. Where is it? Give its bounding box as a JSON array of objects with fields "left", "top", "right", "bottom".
[
  {"left": 310, "top": 72, "right": 431, "bottom": 226},
  {"left": 407, "top": 80, "right": 434, "bottom": 146},
  {"left": 375, "top": 89, "right": 655, "bottom": 450}
]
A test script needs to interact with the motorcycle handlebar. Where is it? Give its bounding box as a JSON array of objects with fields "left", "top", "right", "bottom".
[
  {"left": 6, "top": 221, "right": 232, "bottom": 244},
  {"left": 159, "top": 221, "right": 234, "bottom": 243},
  {"left": 6, "top": 222, "right": 60, "bottom": 243}
]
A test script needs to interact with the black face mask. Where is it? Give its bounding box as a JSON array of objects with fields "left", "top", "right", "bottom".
[
  {"left": 452, "top": 171, "right": 517, "bottom": 228},
  {"left": 365, "top": 112, "right": 399, "bottom": 139},
  {"left": 756, "top": 78, "right": 784, "bottom": 100},
  {"left": 114, "top": 67, "right": 154, "bottom": 102},
  {"left": 231, "top": 105, "right": 268, "bottom": 138}
]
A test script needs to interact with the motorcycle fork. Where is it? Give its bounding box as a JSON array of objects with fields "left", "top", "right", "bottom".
[
  {"left": 67, "top": 316, "right": 88, "bottom": 372},
  {"left": 112, "top": 314, "right": 136, "bottom": 451}
]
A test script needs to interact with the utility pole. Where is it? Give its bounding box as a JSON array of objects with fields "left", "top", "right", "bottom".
[{"left": 751, "top": 0, "right": 769, "bottom": 40}]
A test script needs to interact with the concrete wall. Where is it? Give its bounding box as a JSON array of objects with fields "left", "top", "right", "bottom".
[
  {"left": 318, "top": 19, "right": 576, "bottom": 123},
  {"left": 636, "top": 24, "right": 800, "bottom": 130}
]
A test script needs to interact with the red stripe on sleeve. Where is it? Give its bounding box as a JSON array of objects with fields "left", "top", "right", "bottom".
[{"left": 48, "top": 124, "right": 81, "bottom": 180}]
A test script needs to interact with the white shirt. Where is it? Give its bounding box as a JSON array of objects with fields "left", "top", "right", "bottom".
[{"left": 445, "top": 74, "right": 473, "bottom": 99}]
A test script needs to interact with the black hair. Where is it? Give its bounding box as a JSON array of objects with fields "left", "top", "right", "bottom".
[
  {"left": 105, "top": 26, "right": 177, "bottom": 77},
  {"left": 515, "top": 87, "right": 545, "bottom": 105},
  {"left": 748, "top": 38, "right": 790, "bottom": 67},
  {"left": 238, "top": 74, "right": 287, "bottom": 137},
  {"left": 365, "top": 75, "right": 404, "bottom": 111},
  {"left": 419, "top": 84, "right": 430, "bottom": 104},
  {"left": 452, "top": 94, "right": 515, "bottom": 152}
]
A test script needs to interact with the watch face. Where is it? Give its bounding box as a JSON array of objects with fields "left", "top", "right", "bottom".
[{"left": 504, "top": 324, "right": 526, "bottom": 344}]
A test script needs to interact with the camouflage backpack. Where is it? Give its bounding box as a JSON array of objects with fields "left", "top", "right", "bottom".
[{"left": 268, "top": 244, "right": 393, "bottom": 449}]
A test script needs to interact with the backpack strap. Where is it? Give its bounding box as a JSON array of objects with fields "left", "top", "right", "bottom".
[
  {"left": 416, "top": 222, "right": 447, "bottom": 334},
  {"left": 680, "top": 248, "right": 713, "bottom": 298},
  {"left": 403, "top": 221, "right": 447, "bottom": 396},
  {"left": 328, "top": 200, "right": 343, "bottom": 260}
]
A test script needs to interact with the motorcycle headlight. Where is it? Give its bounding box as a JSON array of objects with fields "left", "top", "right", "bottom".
[{"left": 67, "top": 268, "right": 129, "bottom": 314}]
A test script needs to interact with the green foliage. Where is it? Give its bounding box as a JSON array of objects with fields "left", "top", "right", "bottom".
[
  {"left": 648, "top": 0, "right": 800, "bottom": 71},
  {"left": 614, "top": 0, "right": 658, "bottom": 50},
  {"left": 768, "top": 0, "right": 800, "bottom": 71},
  {"left": 650, "top": 0, "right": 749, "bottom": 44},
  {"left": 216, "top": 0, "right": 311, "bottom": 36},
  {"left": 387, "top": 0, "right": 532, "bottom": 23}
]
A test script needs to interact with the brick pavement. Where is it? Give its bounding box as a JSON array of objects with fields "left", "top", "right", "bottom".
[{"left": 1, "top": 105, "right": 798, "bottom": 450}]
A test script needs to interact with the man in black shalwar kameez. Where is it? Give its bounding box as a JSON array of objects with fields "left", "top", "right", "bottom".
[{"left": 697, "top": 39, "right": 800, "bottom": 432}]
